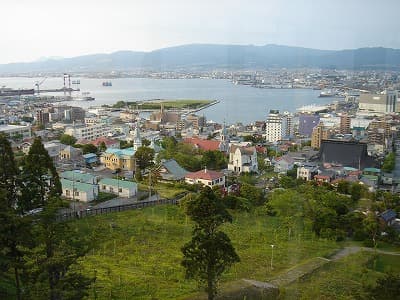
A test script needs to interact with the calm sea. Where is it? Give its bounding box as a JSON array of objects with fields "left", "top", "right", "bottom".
[{"left": 0, "top": 77, "right": 333, "bottom": 124}]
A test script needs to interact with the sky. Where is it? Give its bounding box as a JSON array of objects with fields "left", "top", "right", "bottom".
[{"left": 0, "top": 0, "right": 399, "bottom": 64}]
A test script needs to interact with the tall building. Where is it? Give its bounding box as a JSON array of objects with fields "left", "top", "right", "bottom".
[
  {"left": 358, "top": 91, "right": 397, "bottom": 114},
  {"left": 36, "top": 109, "right": 50, "bottom": 126},
  {"left": 311, "top": 122, "right": 331, "bottom": 149},
  {"left": 186, "top": 114, "right": 206, "bottom": 130},
  {"left": 298, "top": 114, "right": 320, "bottom": 137},
  {"left": 282, "top": 111, "right": 294, "bottom": 138},
  {"left": 340, "top": 114, "right": 351, "bottom": 134},
  {"left": 265, "top": 110, "right": 284, "bottom": 143}
]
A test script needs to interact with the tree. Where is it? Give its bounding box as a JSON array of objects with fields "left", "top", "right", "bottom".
[
  {"left": 201, "top": 150, "right": 227, "bottom": 170},
  {"left": 182, "top": 187, "right": 240, "bottom": 300},
  {"left": 98, "top": 141, "right": 107, "bottom": 152},
  {"left": 23, "top": 197, "right": 94, "bottom": 299},
  {"left": 0, "top": 134, "right": 31, "bottom": 299},
  {"left": 366, "top": 272, "right": 400, "bottom": 299},
  {"left": 19, "top": 137, "right": 62, "bottom": 213},
  {"left": 81, "top": 143, "right": 98, "bottom": 154},
  {"left": 134, "top": 146, "right": 155, "bottom": 171},
  {"left": 59, "top": 134, "right": 77, "bottom": 146}
]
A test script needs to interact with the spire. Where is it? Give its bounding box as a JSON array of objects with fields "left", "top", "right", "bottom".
[{"left": 133, "top": 123, "right": 142, "bottom": 151}]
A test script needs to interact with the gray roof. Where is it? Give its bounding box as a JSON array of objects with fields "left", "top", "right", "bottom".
[{"left": 161, "top": 159, "right": 188, "bottom": 180}]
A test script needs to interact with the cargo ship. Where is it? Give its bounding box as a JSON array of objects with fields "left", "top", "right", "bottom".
[
  {"left": 102, "top": 81, "right": 112, "bottom": 87},
  {"left": 0, "top": 86, "right": 35, "bottom": 96}
]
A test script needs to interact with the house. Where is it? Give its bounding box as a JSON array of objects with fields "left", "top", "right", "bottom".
[
  {"left": 297, "top": 164, "right": 318, "bottom": 181},
  {"left": 59, "top": 145, "right": 83, "bottom": 161},
  {"left": 159, "top": 159, "right": 189, "bottom": 181},
  {"left": 273, "top": 155, "right": 295, "bottom": 173},
  {"left": 185, "top": 168, "right": 225, "bottom": 188},
  {"left": 100, "top": 147, "right": 136, "bottom": 171},
  {"left": 314, "top": 174, "right": 332, "bottom": 185},
  {"left": 83, "top": 153, "right": 99, "bottom": 166},
  {"left": 61, "top": 179, "right": 98, "bottom": 202},
  {"left": 85, "top": 136, "right": 120, "bottom": 149},
  {"left": 184, "top": 136, "right": 229, "bottom": 153},
  {"left": 99, "top": 178, "right": 138, "bottom": 197},
  {"left": 228, "top": 145, "right": 258, "bottom": 173},
  {"left": 378, "top": 209, "right": 397, "bottom": 227},
  {"left": 61, "top": 170, "right": 98, "bottom": 184},
  {"left": 22, "top": 140, "right": 64, "bottom": 162}
]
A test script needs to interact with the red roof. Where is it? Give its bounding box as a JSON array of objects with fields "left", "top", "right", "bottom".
[
  {"left": 184, "top": 137, "right": 221, "bottom": 151},
  {"left": 90, "top": 137, "right": 119, "bottom": 147},
  {"left": 186, "top": 169, "right": 224, "bottom": 181}
]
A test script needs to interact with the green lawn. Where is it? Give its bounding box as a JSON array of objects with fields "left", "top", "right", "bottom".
[
  {"left": 73, "top": 206, "right": 339, "bottom": 300},
  {"left": 131, "top": 99, "right": 213, "bottom": 110}
]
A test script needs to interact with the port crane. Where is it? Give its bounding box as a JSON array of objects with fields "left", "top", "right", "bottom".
[{"left": 34, "top": 77, "right": 47, "bottom": 95}]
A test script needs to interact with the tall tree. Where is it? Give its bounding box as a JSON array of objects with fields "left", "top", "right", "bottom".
[
  {"left": 134, "top": 146, "right": 155, "bottom": 171},
  {"left": 182, "top": 187, "right": 240, "bottom": 300},
  {"left": 23, "top": 197, "right": 93, "bottom": 300},
  {"left": 0, "top": 134, "right": 31, "bottom": 299},
  {"left": 59, "top": 134, "right": 77, "bottom": 146},
  {"left": 19, "top": 137, "right": 62, "bottom": 213}
]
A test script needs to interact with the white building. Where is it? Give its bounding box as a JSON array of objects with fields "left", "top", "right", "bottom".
[
  {"left": 64, "top": 123, "right": 112, "bottom": 140},
  {"left": 228, "top": 145, "right": 258, "bottom": 173},
  {"left": 99, "top": 178, "right": 138, "bottom": 198},
  {"left": 358, "top": 91, "right": 397, "bottom": 114},
  {"left": 61, "top": 179, "right": 99, "bottom": 202},
  {"left": 0, "top": 124, "right": 31, "bottom": 139},
  {"left": 265, "top": 110, "right": 291, "bottom": 142},
  {"left": 297, "top": 165, "right": 318, "bottom": 181},
  {"left": 185, "top": 169, "right": 225, "bottom": 188}
]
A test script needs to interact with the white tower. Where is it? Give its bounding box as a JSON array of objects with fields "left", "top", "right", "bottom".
[{"left": 133, "top": 124, "right": 142, "bottom": 151}]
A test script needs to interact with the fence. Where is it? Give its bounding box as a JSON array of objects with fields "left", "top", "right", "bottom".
[{"left": 57, "top": 195, "right": 186, "bottom": 222}]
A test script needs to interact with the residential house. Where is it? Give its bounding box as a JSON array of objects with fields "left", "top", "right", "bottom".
[
  {"left": 378, "top": 209, "right": 397, "bottom": 227},
  {"left": 83, "top": 153, "right": 98, "bottom": 166},
  {"left": 185, "top": 168, "right": 225, "bottom": 188},
  {"left": 273, "top": 155, "right": 295, "bottom": 174},
  {"left": 228, "top": 145, "right": 258, "bottom": 173},
  {"left": 99, "top": 178, "right": 138, "bottom": 197},
  {"left": 159, "top": 159, "right": 189, "bottom": 181},
  {"left": 60, "top": 178, "right": 98, "bottom": 202},
  {"left": 59, "top": 145, "right": 83, "bottom": 161},
  {"left": 297, "top": 164, "right": 318, "bottom": 181}
]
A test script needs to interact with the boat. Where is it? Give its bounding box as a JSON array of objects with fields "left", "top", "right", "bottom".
[
  {"left": 73, "top": 92, "right": 95, "bottom": 101},
  {"left": 319, "top": 89, "right": 337, "bottom": 97},
  {"left": 0, "top": 86, "right": 35, "bottom": 96},
  {"left": 102, "top": 81, "right": 112, "bottom": 87}
]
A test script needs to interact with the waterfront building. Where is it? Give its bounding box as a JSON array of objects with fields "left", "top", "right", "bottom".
[
  {"left": 298, "top": 114, "right": 320, "bottom": 137},
  {"left": 358, "top": 91, "right": 397, "bottom": 114}
]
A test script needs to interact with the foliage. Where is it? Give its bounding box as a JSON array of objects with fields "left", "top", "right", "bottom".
[
  {"left": 201, "top": 150, "right": 227, "bottom": 170},
  {"left": 81, "top": 143, "right": 98, "bottom": 154},
  {"left": 120, "top": 140, "right": 133, "bottom": 149},
  {"left": 134, "top": 146, "right": 155, "bottom": 171},
  {"left": 182, "top": 187, "right": 240, "bottom": 299},
  {"left": 366, "top": 271, "right": 400, "bottom": 299},
  {"left": 381, "top": 152, "right": 395, "bottom": 172},
  {"left": 60, "top": 134, "right": 77, "bottom": 146},
  {"left": 238, "top": 183, "right": 264, "bottom": 206}
]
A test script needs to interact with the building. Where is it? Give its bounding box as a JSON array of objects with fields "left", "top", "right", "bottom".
[
  {"left": 265, "top": 110, "right": 284, "bottom": 143},
  {"left": 64, "top": 107, "right": 86, "bottom": 122},
  {"left": 100, "top": 148, "right": 136, "bottom": 171},
  {"left": 297, "top": 164, "right": 318, "bottom": 181},
  {"left": 228, "top": 145, "right": 258, "bottom": 173},
  {"left": 99, "top": 178, "right": 138, "bottom": 197},
  {"left": 358, "top": 91, "right": 397, "bottom": 114},
  {"left": 61, "top": 170, "right": 98, "bottom": 184},
  {"left": 318, "top": 140, "right": 376, "bottom": 169},
  {"left": 298, "top": 114, "right": 320, "bottom": 137},
  {"left": 64, "top": 123, "right": 112, "bottom": 140},
  {"left": 61, "top": 179, "right": 98, "bottom": 202},
  {"left": 184, "top": 137, "right": 225, "bottom": 152},
  {"left": 59, "top": 146, "right": 83, "bottom": 161},
  {"left": 273, "top": 155, "right": 295, "bottom": 173},
  {"left": 159, "top": 159, "right": 189, "bottom": 181},
  {"left": 185, "top": 168, "right": 225, "bottom": 188},
  {"left": 186, "top": 114, "right": 206, "bottom": 130},
  {"left": 78, "top": 137, "right": 120, "bottom": 149},
  {"left": 282, "top": 111, "right": 294, "bottom": 138},
  {"left": 340, "top": 114, "right": 351, "bottom": 134},
  {"left": 36, "top": 109, "right": 50, "bottom": 126},
  {"left": 311, "top": 122, "right": 331, "bottom": 149},
  {"left": 0, "top": 124, "right": 31, "bottom": 139}
]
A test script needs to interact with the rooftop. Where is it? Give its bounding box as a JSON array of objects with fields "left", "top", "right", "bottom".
[
  {"left": 61, "top": 179, "right": 96, "bottom": 193},
  {"left": 99, "top": 178, "right": 138, "bottom": 189},
  {"left": 186, "top": 169, "right": 224, "bottom": 181}
]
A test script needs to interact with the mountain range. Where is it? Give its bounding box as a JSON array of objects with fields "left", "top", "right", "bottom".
[{"left": 1, "top": 44, "right": 400, "bottom": 73}]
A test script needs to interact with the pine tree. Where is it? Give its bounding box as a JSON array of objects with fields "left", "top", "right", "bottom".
[
  {"left": 181, "top": 187, "right": 240, "bottom": 300},
  {"left": 19, "top": 137, "right": 61, "bottom": 212}
]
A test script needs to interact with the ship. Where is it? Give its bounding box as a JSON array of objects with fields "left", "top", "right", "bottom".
[
  {"left": 318, "top": 89, "right": 337, "bottom": 97},
  {"left": 73, "top": 92, "right": 95, "bottom": 101},
  {"left": 102, "top": 81, "right": 112, "bottom": 87},
  {"left": 0, "top": 86, "right": 35, "bottom": 96}
]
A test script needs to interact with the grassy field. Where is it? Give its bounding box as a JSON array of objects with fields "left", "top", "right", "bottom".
[
  {"left": 281, "top": 252, "right": 400, "bottom": 299},
  {"left": 73, "top": 205, "right": 339, "bottom": 300},
  {"left": 129, "top": 99, "right": 213, "bottom": 110}
]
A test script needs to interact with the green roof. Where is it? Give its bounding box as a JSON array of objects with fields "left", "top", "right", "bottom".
[
  {"left": 61, "top": 171, "right": 97, "bottom": 183},
  {"left": 61, "top": 179, "right": 96, "bottom": 192},
  {"left": 99, "top": 178, "right": 137, "bottom": 190},
  {"left": 363, "top": 167, "right": 381, "bottom": 173}
]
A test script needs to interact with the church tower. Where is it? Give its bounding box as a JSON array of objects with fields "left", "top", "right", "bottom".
[{"left": 133, "top": 124, "right": 142, "bottom": 151}]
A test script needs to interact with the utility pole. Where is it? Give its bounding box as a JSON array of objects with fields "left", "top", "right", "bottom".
[{"left": 270, "top": 244, "right": 275, "bottom": 270}]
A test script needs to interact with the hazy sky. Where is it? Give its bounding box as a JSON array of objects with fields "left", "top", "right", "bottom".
[{"left": 1, "top": 0, "right": 399, "bottom": 64}]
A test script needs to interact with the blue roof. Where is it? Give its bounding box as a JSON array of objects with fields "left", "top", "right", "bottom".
[
  {"left": 161, "top": 159, "right": 188, "bottom": 180},
  {"left": 380, "top": 209, "right": 396, "bottom": 222},
  {"left": 105, "top": 147, "right": 135, "bottom": 157},
  {"left": 364, "top": 167, "right": 381, "bottom": 173},
  {"left": 99, "top": 178, "right": 137, "bottom": 189},
  {"left": 83, "top": 153, "right": 97, "bottom": 159}
]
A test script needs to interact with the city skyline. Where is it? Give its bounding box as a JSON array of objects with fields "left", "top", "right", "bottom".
[{"left": 1, "top": 0, "right": 400, "bottom": 64}]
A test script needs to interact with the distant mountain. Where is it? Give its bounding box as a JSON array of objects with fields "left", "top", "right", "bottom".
[{"left": 1, "top": 44, "right": 400, "bottom": 73}]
